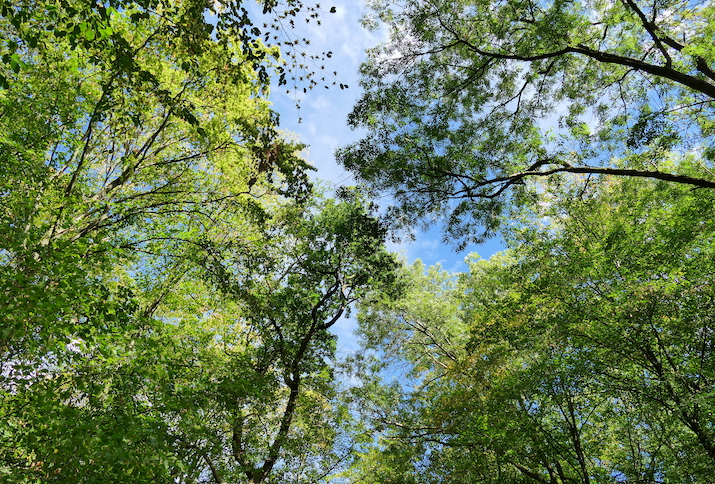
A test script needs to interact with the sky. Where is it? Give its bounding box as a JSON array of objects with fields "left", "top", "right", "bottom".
[
  {"left": 262, "top": 0, "right": 505, "bottom": 352},
  {"left": 265, "top": 1, "right": 505, "bottom": 265}
]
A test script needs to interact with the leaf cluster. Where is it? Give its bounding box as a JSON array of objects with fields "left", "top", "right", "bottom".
[
  {"left": 346, "top": 178, "right": 715, "bottom": 483},
  {"left": 339, "top": 0, "right": 715, "bottom": 246}
]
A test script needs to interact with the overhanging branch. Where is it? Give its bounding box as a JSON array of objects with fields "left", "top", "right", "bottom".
[{"left": 463, "top": 163, "right": 715, "bottom": 200}]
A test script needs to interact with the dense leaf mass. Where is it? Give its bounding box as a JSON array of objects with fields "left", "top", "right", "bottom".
[
  {"left": 0, "top": 2, "right": 401, "bottom": 483},
  {"left": 338, "top": 0, "right": 715, "bottom": 247},
  {"left": 0, "top": 0, "right": 339, "bottom": 94},
  {"left": 3, "top": 1, "right": 715, "bottom": 483},
  {"left": 348, "top": 178, "right": 715, "bottom": 483}
]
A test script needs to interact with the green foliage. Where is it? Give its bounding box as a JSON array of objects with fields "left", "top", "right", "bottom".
[
  {"left": 338, "top": 0, "right": 715, "bottom": 247},
  {"left": 156, "top": 191, "right": 402, "bottom": 483},
  {"left": 347, "top": 178, "right": 715, "bottom": 483},
  {"left": 0, "top": 0, "right": 295, "bottom": 361},
  {"left": 11, "top": 1, "right": 715, "bottom": 483},
  {"left": 0, "top": 2, "right": 400, "bottom": 483},
  {"left": 0, "top": 0, "right": 339, "bottom": 94}
]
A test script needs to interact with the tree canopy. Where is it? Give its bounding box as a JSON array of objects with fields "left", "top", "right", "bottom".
[
  {"left": 338, "top": 0, "right": 715, "bottom": 246},
  {"left": 0, "top": 2, "right": 403, "bottom": 482},
  {"left": 0, "top": 0, "right": 338, "bottom": 92},
  {"left": 347, "top": 177, "right": 715, "bottom": 483},
  {"left": 336, "top": 1, "right": 715, "bottom": 479},
  {"left": 3, "top": 1, "right": 715, "bottom": 483}
]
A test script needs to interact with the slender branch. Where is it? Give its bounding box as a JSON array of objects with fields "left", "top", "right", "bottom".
[
  {"left": 203, "top": 453, "right": 226, "bottom": 484},
  {"left": 511, "top": 462, "right": 551, "bottom": 484},
  {"left": 436, "top": 10, "right": 715, "bottom": 99},
  {"left": 257, "top": 373, "right": 301, "bottom": 482},
  {"left": 444, "top": 163, "right": 715, "bottom": 201},
  {"left": 572, "top": 44, "right": 715, "bottom": 99},
  {"left": 402, "top": 314, "right": 458, "bottom": 362},
  {"left": 619, "top": 0, "right": 672, "bottom": 66}
]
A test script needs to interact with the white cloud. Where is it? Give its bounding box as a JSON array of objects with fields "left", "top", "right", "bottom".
[{"left": 420, "top": 239, "right": 439, "bottom": 250}]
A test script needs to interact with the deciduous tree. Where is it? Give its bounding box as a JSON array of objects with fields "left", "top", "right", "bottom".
[
  {"left": 346, "top": 178, "right": 715, "bottom": 483},
  {"left": 0, "top": 3, "right": 394, "bottom": 482},
  {"left": 339, "top": 0, "right": 715, "bottom": 246}
]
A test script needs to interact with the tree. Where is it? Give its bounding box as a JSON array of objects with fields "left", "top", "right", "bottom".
[
  {"left": 179, "top": 190, "right": 401, "bottom": 484},
  {"left": 0, "top": 0, "right": 338, "bottom": 92},
  {"left": 2, "top": 190, "right": 401, "bottom": 483},
  {"left": 338, "top": 0, "right": 715, "bottom": 246},
  {"left": 0, "top": 0, "right": 305, "bottom": 363},
  {"left": 0, "top": 2, "right": 397, "bottom": 482},
  {"left": 346, "top": 178, "right": 715, "bottom": 483}
]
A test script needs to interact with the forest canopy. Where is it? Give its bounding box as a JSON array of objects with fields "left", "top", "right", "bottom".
[
  {"left": 0, "top": 1, "right": 401, "bottom": 482},
  {"left": 335, "top": 0, "right": 715, "bottom": 483},
  {"left": 338, "top": 0, "right": 715, "bottom": 246},
  {"left": 347, "top": 178, "right": 715, "bottom": 483},
  {"left": 2, "top": 0, "right": 715, "bottom": 483}
]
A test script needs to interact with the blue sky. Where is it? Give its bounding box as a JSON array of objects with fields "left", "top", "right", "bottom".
[
  {"left": 262, "top": 0, "right": 505, "bottom": 351},
  {"left": 265, "top": 1, "right": 505, "bottom": 264}
]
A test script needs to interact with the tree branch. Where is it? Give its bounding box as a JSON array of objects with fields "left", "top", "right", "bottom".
[{"left": 463, "top": 163, "right": 715, "bottom": 200}]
